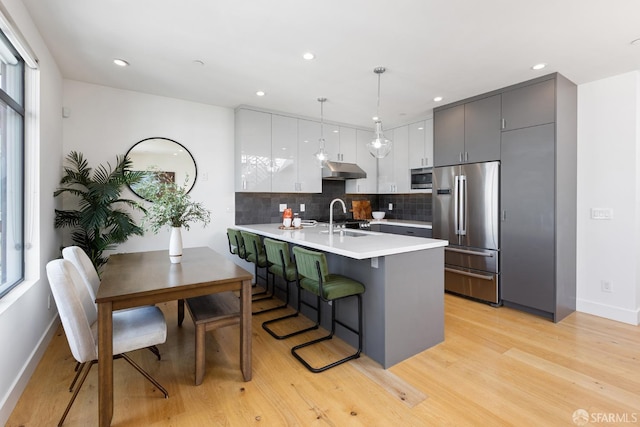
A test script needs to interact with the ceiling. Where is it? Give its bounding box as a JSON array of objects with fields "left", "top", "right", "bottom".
[{"left": 21, "top": 0, "right": 640, "bottom": 128}]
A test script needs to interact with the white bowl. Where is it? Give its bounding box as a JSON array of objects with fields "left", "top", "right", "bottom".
[{"left": 372, "top": 211, "right": 385, "bottom": 220}]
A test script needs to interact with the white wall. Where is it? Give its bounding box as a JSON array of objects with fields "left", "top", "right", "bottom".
[
  {"left": 0, "top": 0, "right": 63, "bottom": 423},
  {"left": 62, "top": 80, "right": 238, "bottom": 258},
  {"left": 576, "top": 71, "right": 640, "bottom": 325}
]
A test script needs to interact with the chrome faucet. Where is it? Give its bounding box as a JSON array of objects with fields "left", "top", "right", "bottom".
[{"left": 329, "top": 198, "right": 347, "bottom": 235}]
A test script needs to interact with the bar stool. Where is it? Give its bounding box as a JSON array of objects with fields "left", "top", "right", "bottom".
[
  {"left": 255, "top": 238, "right": 298, "bottom": 316},
  {"left": 227, "top": 228, "right": 246, "bottom": 260},
  {"left": 290, "top": 246, "right": 365, "bottom": 373},
  {"left": 240, "top": 230, "right": 270, "bottom": 301}
]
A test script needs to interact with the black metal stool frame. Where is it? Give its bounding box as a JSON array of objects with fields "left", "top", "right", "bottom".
[
  {"left": 253, "top": 243, "right": 294, "bottom": 315},
  {"left": 290, "top": 259, "right": 363, "bottom": 373}
]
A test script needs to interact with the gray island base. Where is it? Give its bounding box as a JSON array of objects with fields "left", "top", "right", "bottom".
[{"left": 235, "top": 224, "right": 447, "bottom": 368}]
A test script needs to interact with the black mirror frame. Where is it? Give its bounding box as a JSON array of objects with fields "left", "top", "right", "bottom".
[{"left": 125, "top": 137, "right": 198, "bottom": 200}]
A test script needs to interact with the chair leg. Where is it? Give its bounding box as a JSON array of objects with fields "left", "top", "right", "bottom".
[
  {"left": 262, "top": 291, "right": 320, "bottom": 339},
  {"left": 147, "top": 345, "right": 161, "bottom": 360},
  {"left": 251, "top": 263, "right": 270, "bottom": 298},
  {"left": 68, "top": 362, "right": 86, "bottom": 392},
  {"left": 120, "top": 353, "right": 169, "bottom": 398},
  {"left": 291, "top": 294, "right": 363, "bottom": 373},
  {"left": 253, "top": 273, "right": 291, "bottom": 315},
  {"left": 59, "top": 360, "right": 96, "bottom": 426}
]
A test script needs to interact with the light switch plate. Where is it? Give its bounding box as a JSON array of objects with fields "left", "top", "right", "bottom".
[
  {"left": 279, "top": 204, "right": 287, "bottom": 212},
  {"left": 591, "top": 208, "right": 613, "bottom": 220},
  {"left": 388, "top": 203, "right": 393, "bottom": 211},
  {"left": 300, "top": 204, "right": 305, "bottom": 212}
]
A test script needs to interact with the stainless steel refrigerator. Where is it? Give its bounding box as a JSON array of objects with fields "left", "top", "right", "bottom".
[{"left": 433, "top": 161, "right": 500, "bottom": 304}]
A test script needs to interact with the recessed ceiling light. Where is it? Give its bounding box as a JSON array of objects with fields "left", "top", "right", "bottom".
[
  {"left": 372, "top": 115, "right": 379, "bottom": 121},
  {"left": 303, "top": 52, "right": 315, "bottom": 60},
  {"left": 113, "top": 59, "right": 129, "bottom": 67},
  {"left": 256, "top": 91, "right": 265, "bottom": 97},
  {"left": 433, "top": 96, "right": 443, "bottom": 102},
  {"left": 332, "top": 130, "right": 339, "bottom": 133},
  {"left": 531, "top": 63, "right": 547, "bottom": 70},
  {"left": 193, "top": 59, "right": 205, "bottom": 66}
]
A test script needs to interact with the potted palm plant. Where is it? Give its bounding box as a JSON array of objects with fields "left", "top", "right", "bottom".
[
  {"left": 136, "top": 173, "right": 211, "bottom": 263},
  {"left": 54, "top": 151, "right": 146, "bottom": 273}
]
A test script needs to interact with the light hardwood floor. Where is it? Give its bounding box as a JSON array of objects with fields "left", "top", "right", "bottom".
[{"left": 7, "top": 293, "right": 640, "bottom": 426}]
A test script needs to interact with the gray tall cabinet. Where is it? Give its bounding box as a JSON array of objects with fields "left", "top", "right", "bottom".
[{"left": 433, "top": 73, "right": 577, "bottom": 322}]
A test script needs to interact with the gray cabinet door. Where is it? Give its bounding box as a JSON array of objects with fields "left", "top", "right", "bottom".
[
  {"left": 500, "top": 123, "right": 555, "bottom": 312},
  {"left": 502, "top": 79, "right": 555, "bottom": 131},
  {"left": 464, "top": 94, "right": 501, "bottom": 163},
  {"left": 434, "top": 104, "right": 464, "bottom": 167}
]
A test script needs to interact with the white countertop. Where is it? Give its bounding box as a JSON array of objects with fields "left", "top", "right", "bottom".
[
  {"left": 235, "top": 223, "right": 447, "bottom": 260},
  {"left": 369, "top": 219, "right": 432, "bottom": 229}
]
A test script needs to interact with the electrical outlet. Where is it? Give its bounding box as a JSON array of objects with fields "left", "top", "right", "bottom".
[
  {"left": 300, "top": 204, "right": 305, "bottom": 212},
  {"left": 388, "top": 203, "right": 393, "bottom": 211},
  {"left": 279, "top": 204, "right": 287, "bottom": 212},
  {"left": 601, "top": 280, "right": 613, "bottom": 293}
]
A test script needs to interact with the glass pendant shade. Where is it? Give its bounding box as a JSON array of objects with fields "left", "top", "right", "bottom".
[
  {"left": 314, "top": 97, "right": 329, "bottom": 167},
  {"left": 367, "top": 67, "right": 392, "bottom": 159},
  {"left": 314, "top": 138, "right": 329, "bottom": 167},
  {"left": 367, "top": 121, "right": 392, "bottom": 158}
]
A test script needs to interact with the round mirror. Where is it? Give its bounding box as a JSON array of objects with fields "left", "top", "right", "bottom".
[{"left": 126, "top": 137, "right": 197, "bottom": 199}]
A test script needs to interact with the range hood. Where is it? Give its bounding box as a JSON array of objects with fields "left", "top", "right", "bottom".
[{"left": 322, "top": 161, "right": 367, "bottom": 180}]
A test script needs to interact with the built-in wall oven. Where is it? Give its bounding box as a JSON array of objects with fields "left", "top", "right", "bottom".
[{"left": 411, "top": 167, "right": 432, "bottom": 189}]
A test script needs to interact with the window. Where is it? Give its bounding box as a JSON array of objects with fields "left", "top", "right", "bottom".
[{"left": 0, "top": 30, "right": 24, "bottom": 298}]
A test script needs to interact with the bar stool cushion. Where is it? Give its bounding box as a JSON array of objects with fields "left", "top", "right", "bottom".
[
  {"left": 227, "top": 228, "right": 246, "bottom": 258},
  {"left": 242, "top": 231, "right": 268, "bottom": 266},
  {"left": 264, "top": 238, "right": 297, "bottom": 281},
  {"left": 294, "top": 246, "right": 365, "bottom": 300},
  {"left": 300, "top": 274, "right": 365, "bottom": 300}
]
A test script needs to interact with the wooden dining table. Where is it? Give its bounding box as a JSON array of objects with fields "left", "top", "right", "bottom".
[{"left": 95, "top": 247, "right": 253, "bottom": 427}]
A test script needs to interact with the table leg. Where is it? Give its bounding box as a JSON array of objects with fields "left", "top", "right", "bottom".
[
  {"left": 98, "top": 302, "right": 114, "bottom": 427},
  {"left": 177, "top": 299, "right": 185, "bottom": 326},
  {"left": 240, "top": 279, "right": 252, "bottom": 381}
]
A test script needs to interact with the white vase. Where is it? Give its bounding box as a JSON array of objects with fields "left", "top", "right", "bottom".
[{"left": 169, "top": 227, "right": 183, "bottom": 263}]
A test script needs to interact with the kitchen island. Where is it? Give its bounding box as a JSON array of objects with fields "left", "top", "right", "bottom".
[{"left": 235, "top": 223, "right": 448, "bottom": 368}]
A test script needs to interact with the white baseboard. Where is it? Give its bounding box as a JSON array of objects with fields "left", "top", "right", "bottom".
[
  {"left": 0, "top": 315, "right": 60, "bottom": 425},
  {"left": 577, "top": 298, "right": 640, "bottom": 325}
]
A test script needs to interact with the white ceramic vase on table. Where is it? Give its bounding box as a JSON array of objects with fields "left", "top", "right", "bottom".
[{"left": 169, "top": 226, "right": 183, "bottom": 263}]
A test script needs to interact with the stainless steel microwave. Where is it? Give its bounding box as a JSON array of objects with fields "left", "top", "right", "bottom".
[{"left": 411, "top": 167, "right": 432, "bottom": 189}]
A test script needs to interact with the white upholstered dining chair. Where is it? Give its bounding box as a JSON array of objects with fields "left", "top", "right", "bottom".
[{"left": 46, "top": 259, "right": 168, "bottom": 426}]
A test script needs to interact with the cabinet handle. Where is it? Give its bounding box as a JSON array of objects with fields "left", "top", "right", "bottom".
[
  {"left": 242, "top": 180, "right": 247, "bottom": 190},
  {"left": 465, "top": 152, "right": 469, "bottom": 162},
  {"left": 425, "top": 157, "right": 428, "bottom": 165},
  {"left": 501, "top": 210, "right": 507, "bottom": 221},
  {"left": 501, "top": 118, "right": 506, "bottom": 130},
  {"left": 459, "top": 152, "right": 463, "bottom": 162}
]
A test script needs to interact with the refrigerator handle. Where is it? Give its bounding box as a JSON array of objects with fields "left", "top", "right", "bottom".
[
  {"left": 454, "top": 175, "right": 460, "bottom": 235},
  {"left": 459, "top": 175, "right": 467, "bottom": 236}
]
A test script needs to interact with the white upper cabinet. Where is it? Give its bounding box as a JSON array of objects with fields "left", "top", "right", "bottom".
[
  {"left": 296, "top": 119, "right": 322, "bottom": 193},
  {"left": 235, "top": 108, "right": 272, "bottom": 192},
  {"left": 271, "top": 114, "right": 298, "bottom": 192},
  {"left": 346, "top": 129, "right": 377, "bottom": 194},
  {"left": 236, "top": 108, "right": 321, "bottom": 193},
  {"left": 377, "top": 126, "right": 409, "bottom": 193},
  {"left": 408, "top": 118, "right": 433, "bottom": 169}
]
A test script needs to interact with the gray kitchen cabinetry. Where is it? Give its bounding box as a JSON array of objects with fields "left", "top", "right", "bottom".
[
  {"left": 370, "top": 224, "right": 432, "bottom": 238},
  {"left": 433, "top": 94, "right": 501, "bottom": 167},
  {"left": 499, "top": 74, "right": 577, "bottom": 322},
  {"left": 501, "top": 78, "right": 555, "bottom": 131}
]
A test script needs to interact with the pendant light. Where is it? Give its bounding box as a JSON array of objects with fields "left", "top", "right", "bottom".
[
  {"left": 367, "top": 67, "right": 393, "bottom": 159},
  {"left": 314, "top": 97, "right": 330, "bottom": 167}
]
